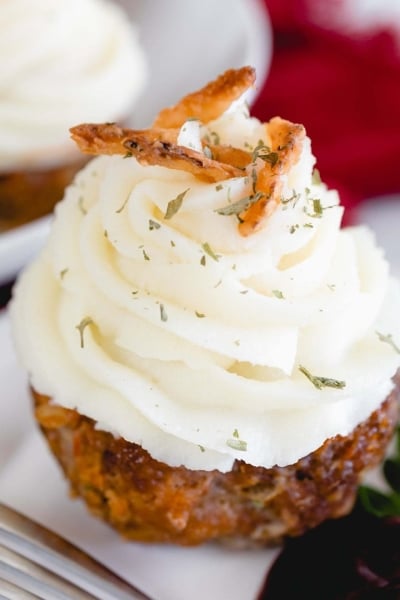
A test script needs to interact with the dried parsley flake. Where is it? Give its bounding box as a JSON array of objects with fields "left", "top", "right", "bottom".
[
  {"left": 299, "top": 365, "right": 346, "bottom": 390},
  {"left": 164, "top": 188, "right": 190, "bottom": 220},
  {"left": 116, "top": 195, "right": 129, "bottom": 214},
  {"left": 201, "top": 242, "right": 220, "bottom": 262},
  {"left": 376, "top": 331, "right": 400, "bottom": 354},
  {"left": 160, "top": 304, "right": 168, "bottom": 322},
  {"left": 216, "top": 191, "right": 264, "bottom": 218},
  {"left": 272, "top": 289, "right": 285, "bottom": 299},
  {"left": 251, "top": 140, "right": 279, "bottom": 166},
  {"left": 226, "top": 438, "right": 247, "bottom": 452},
  {"left": 149, "top": 219, "right": 161, "bottom": 231},
  {"left": 76, "top": 317, "right": 93, "bottom": 349}
]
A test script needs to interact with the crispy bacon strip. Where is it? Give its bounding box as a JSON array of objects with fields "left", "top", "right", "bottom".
[
  {"left": 70, "top": 123, "right": 243, "bottom": 182},
  {"left": 268, "top": 117, "right": 305, "bottom": 168},
  {"left": 70, "top": 123, "right": 178, "bottom": 154},
  {"left": 209, "top": 145, "right": 251, "bottom": 169},
  {"left": 238, "top": 117, "right": 306, "bottom": 236},
  {"left": 70, "top": 73, "right": 306, "bottom": 235},
  {"left": 71, "top": 123, "right": 252, "bottom": 170},
  {"left": 153, "top": 66, "right": 256, "bottom": 129}
]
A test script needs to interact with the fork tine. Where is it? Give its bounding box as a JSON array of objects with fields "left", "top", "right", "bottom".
[
  {"left": 0, "top": 544, "right": 96, "bottom": 600},
  {"left": 0, "top": 577, "right": 40, "bottom": 600},
  {"left": 0, "top": 504, "right": 153, "bottom": 600}
]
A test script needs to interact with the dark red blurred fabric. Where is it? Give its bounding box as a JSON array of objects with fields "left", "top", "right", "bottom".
[{"left": 252, "top": 0, "right": 400, "bottom": 224}]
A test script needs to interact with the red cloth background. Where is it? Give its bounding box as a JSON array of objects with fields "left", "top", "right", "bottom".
[{"left": 252, "top": 0, "right": 400, "bottom": 224}]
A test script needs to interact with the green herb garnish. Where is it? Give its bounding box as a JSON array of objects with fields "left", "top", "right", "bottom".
[
  {"left": 149, "top": 219, "right": 161, "bottom": 231},
  {"left": 59, "top": 268, "right": 69, "bottom": 280},
  {"left": 311, "top": 198, "right": 323, "bottom": 217},
  {"left": 201, "top": 242, "right": 220, "bottom": 262},
  {"left": 76, "top": 317, "right": 93, "bottom": 349},
  {"left": 251, "top": 141, "right": 278, "bottom": 166},
  {"left": 195, "top": 311, "right": 205, "bottom": 318},
  {"left": 261, "top": 151, "right": 279, "bottom": 166},
  {"left": 252, "top": 140, "right": 267, "bottom": 156},
  {"left": 299, "top": 365, "right": 346, "bottom": 390},
  {"left": 272, "top": 289, "right": 285, "bottom": 299},
  {"left": 123, "top": 151, "right": 133, "bottom": 159},
  {"left": 200, "top": 255, "right": 206, "bottom": 266},
  {"left": 226, "top": 438, "right": 248, "bottom": 452},
  {"left": 358, "top": 486, "right": 400, "bottom": 518},
  {"left": 216, "top": 191, "right": 264, "bottom": 218},
  {"left": 164, "top": 188, "right": 190, "bottom": 220},
  {"left": 116, "top": 194, "right": 129, "bottom": 214},
  {"left": 160, "top": 304, "right": 168, "bottom": 322},
  {"left": 281, "top": 190, "right": 301, "bottom": 208},
  {"left": 304, "top": 197, "right": 336, "bottom": 218},
  {"left": 376, "top": 331, "right": 400, "bottom": 354},
  {"left": 215, "top": 184, "right": 223, "bottom": 191},
  {"left": 142, "top": 248, "right": 150, "bottom": 261}
]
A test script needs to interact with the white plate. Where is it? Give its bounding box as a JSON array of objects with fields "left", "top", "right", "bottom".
[
  {"left": 0, "top": 311, "right": 278, "bottom": 600},
  {"left": 0, "top": 0, "right": 272, "bottom": 285}
]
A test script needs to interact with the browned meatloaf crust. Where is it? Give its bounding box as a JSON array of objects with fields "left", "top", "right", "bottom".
[
  {"left": 0, "top": 158, "right": 87, "bottom": 232},
  {"left": 33, "top": 384, "right": 399, "bottom": 547}
]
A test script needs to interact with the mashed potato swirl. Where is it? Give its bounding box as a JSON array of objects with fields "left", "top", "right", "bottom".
[
  {"left": 11, "top": 104, "right": 400, "bottom": 471},
  {"left": 0, "top": 0, "right": 146, "bottom": 171}
]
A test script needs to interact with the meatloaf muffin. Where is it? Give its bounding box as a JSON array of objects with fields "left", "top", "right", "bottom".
[
  {"left": 34, "top": 387, "right": 399, "bottom": 546},
  {"left": 11, "top": 67, "right": 400, "bottom": 546}
]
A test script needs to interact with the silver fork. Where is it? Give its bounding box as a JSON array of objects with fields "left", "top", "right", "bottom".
[{"left": 0, "top": 503, "right": 154, "bottom": 600}]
